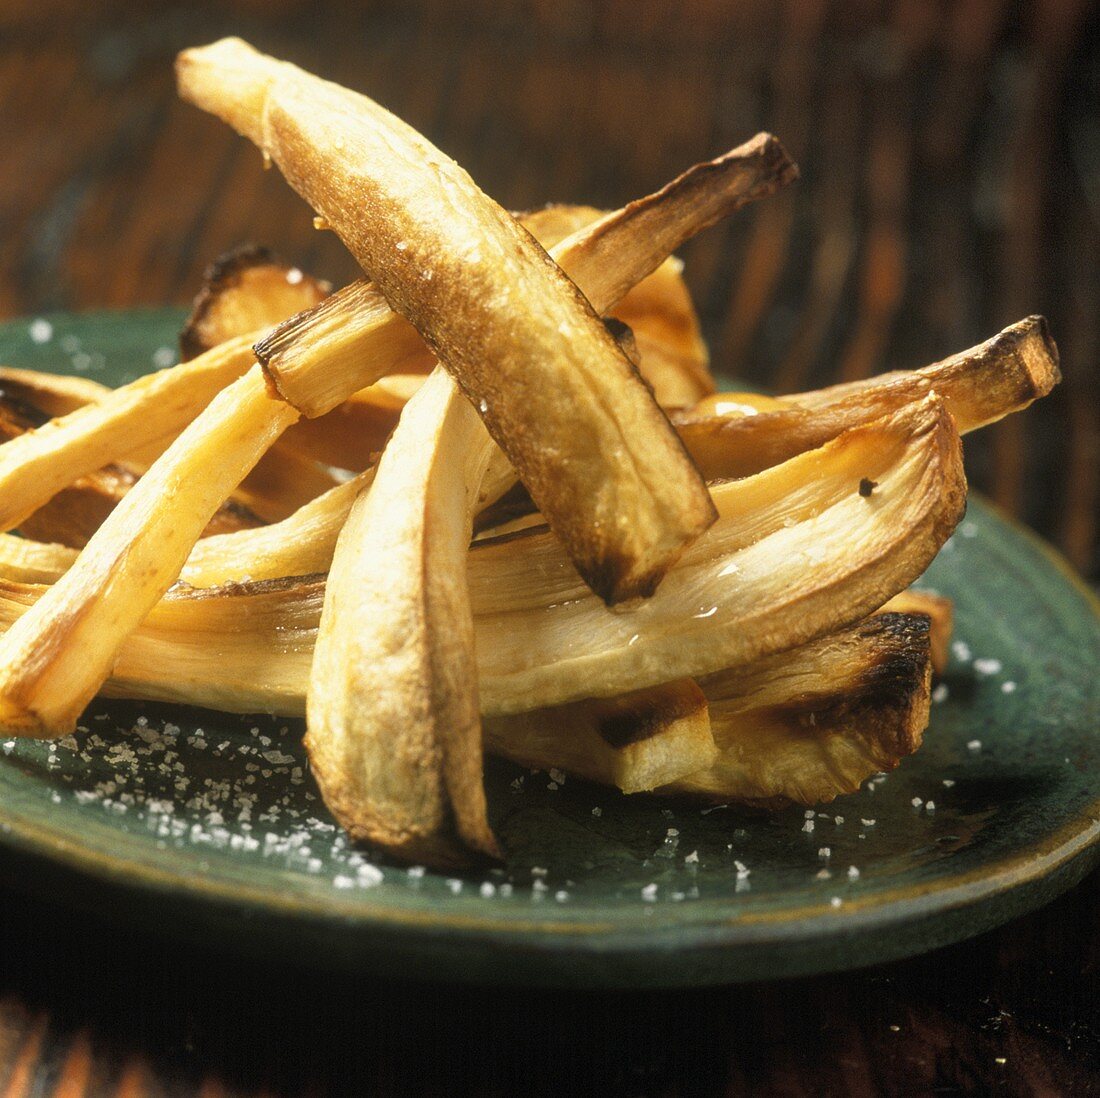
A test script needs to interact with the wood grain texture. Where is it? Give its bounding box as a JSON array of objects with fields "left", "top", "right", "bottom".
[{"left": 0, "top": 1, "right": 1096, "bottom": 1094}]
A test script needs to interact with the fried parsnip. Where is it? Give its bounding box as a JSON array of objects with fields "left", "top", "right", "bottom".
[
  {"left": 470, "top": 394, "right": 964, "bottom": 715},
  {"left": 179, "top": 243, "right": 329, "bottom": 361},
  {"left": 175, "top": 40, "right": 802, "bottom": 599},
  {"left": 0, "top": 366, "right": 299, "bottom": 735},
  {"left": 0, "top": 334, "right": 258, "bottom": 532},
  {"left": 675, "top": 316, "right": 1059, "bottom": 480},
  {"left": 308, "top": 368, "right": 499, "bottom": 862},
  {"left": 667, "top": 613, "right": 932, "bottom": 805}
]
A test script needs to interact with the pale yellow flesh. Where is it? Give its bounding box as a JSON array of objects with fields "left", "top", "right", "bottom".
[
  {"left": 0, "top": 365, "right": 298, "bottom": 734},
  {"left": 308, "top": 368, "right": 499, "bottom": 860},
  {"left": 0, "top": 335, "right": 258, "bottom": 532}
]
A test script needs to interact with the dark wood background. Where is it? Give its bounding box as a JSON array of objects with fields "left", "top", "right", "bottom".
[{"left": 0, "top": 1, "right": 1096, "bottom": 1094}]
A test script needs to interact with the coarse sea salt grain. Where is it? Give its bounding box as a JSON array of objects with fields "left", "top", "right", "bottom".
[
  {"left": 641, "top": 883, "right": 658, "bottom": 901},
  {"left": 932, "top": 683, "right": 949, "bottom": 704},
  {"left": 974, "top": 658, "right": 1003, "bottom": 676},
  {"left": 967, "top": 739, "right": 982, "bottom": 752},
  {"left": 29, "top": 318, "right": 53, "bottom": 343},
  {"left": 818, "top": 847, "right": 831, "bottom": 860},
  {"left": 943, "top": 779, "right": 956, "bottom": 788},
  {"left": 952, "top": 640, "right": 972, "bottom": 662},
  {"left": 847, "top": 866, "right": 860, "bottom": 880},
  {"left": 830, "top": 896, "right": 842, "bottom": 908},
  {"left": 802, "top": 820, "right": 815, "bottom": 833},
  {"left": 1001, "top": 681, "right": 1017, "bottom": 694},
  {"left": 685, "top": 850, "right": 699, "bottom": 864},
  {"left": 911, "top": 797, "right": 923, "bottom": 808}
]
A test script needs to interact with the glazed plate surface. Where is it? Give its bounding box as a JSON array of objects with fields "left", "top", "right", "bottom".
[{"left": 0, "top": 309, "right": 1096, "bottom": 987}]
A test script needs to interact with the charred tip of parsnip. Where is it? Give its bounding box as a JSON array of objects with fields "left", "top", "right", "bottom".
[
  {"left": 880, "top": 589, "right": 953, "bottom": 676},
  {"left": 180, "top": 242, "right": 330, "bottom": 361},
  {"left": 0, "top": 367, "right": 110, "bottom": 419}
]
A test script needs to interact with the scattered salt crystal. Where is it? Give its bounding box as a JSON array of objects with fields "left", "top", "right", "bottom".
[
  {"left": 499, "top": 883, "right": 513, "bottom": 897},
  {"left": 974, "top": 658, "right": 1002, "bottom": 676},
  {"left": 446, "top": 879, "right": 462, "bottom": 894},
  {"left": 830, "top": 897, "right": 843, "bottom": 908},
  {"left": 847, "top": 865, "right": 860, "bottom": 880},
  {"left": 834, "top": 816, "right": 844, "bottom": 825},
  {"left": 1001, "top": 681, "right": 1017, "bottom": 694},
  {"left": 333, "top": 875, "right": 355, "bottom": 889},
  {"left": 480, "top": 882, "right": 496, "bottom": 898},
  {"left": 548, "top": 768, "right": 566, "bottom": 784},
  {"left": 967, "top": 739, "right": 982, "bottom": 753},
  {"left": 861, "top": 819, "right": 876, "bottom": 827},
  {"left": 666, "top": 828, "right": 679, "bottom": 838},
  {"left": 29, "top": 318, "right": 53, "bottom": 343},
  {"left": 960, "top": 522, "right": 978, "bottom": 538},
  {"left": 531, "top": 866, "right": 548, "bottom": 878},
  {"left": 815, "top": 869, "right": 832, "bottom": 880},
  {"left": 932, "top": 684, "right": 949, "bottom": 704},
  {"left": 152, "top": 346, "right": 176, "bottom": 368},
  {"left": 285, "top": 267, "right": 304, "bottom": 284},
  {"left": 546, "top": 782, "right": 559, "bottom": 791},
  {"left": 911, "top": 797, "right": 923, "bottom": 808},
  {"left": 804, "top": 809, "right": 815, "bottom": 819},
  {"left": 802, "top": 820, "right": 815, "bottom": 833},
  {"left": 591, "top": 807, "right": 602, "bottom": 817},
  {"left": 684, "top": 850, "right": 699, "bottom": 864},
  {"left": 925, "top": 801, "right": 936, "bottom": 812},
  {"left": 554, "top": 890, "right": 569, "bottom": 902},
  {"left": 818, "top": 847, "right": 831, "bottom": 860},
  {"left": 641, "top": 883, "right": 658, "bottom": 901},
  {"left": 952, "top": 641, "right": 972, "bottom": 662}
]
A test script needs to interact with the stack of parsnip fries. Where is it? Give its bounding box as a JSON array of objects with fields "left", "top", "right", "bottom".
[{"left": 0, "top": 40, "right": 1059, "bottom": 867}]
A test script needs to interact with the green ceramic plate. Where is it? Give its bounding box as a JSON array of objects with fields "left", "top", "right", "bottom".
[{"left": 0, "top": 309, "right": 1096, "bottom": 988}]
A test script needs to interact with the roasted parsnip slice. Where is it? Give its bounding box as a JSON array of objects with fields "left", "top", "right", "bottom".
[
  {"left": 0, "top": 334, "right": 258, "bottom": 532},
  {"left": 790, "top": 315, "right": 1059, "bottom": 425},
  {"left": 666, "top": 613, "right": 932, "bottom": 805},
  {"left": 179, "top": 243, "right": 329, "bottom": 361},
  {"left": 0, "top": 365, "right": 299, "bottom": 735},
  {"left": 470, "top": 394, "right": 965, "bottom": 715},
  {"left": 674, "top": 316, "right": 1060, "bottom": 481},
  {"left": 308, "top": 368, "right": 498, "bottom": 862},
  {"left": 176, "top": 41, "right": 802, "bottom": 599},
  {"left": 485, "top": 680, "right": 716, "bottom": 794}
]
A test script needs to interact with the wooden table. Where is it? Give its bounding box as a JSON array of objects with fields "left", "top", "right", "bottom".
[{"left": 0, "top": 2, "right": 1096, "bottom": 1093}]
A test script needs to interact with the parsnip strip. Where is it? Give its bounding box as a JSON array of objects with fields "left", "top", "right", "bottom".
[
  {"left": 177, "top": 40, "right": 802, "bottom": 599},
  {"left": 675, "top": 316, "right": 1060, "bottom": 480},
  {"left": 469, "top": 394, "right": 964, "bottom": 715},
  {"left": 667, "top": 613, "right": 932, "bottom": 805},
  {"left": 0, "top": 335, "right": 257, "bottom": 532},
  {"left": 179, "top": 243, "right": 329, "bottom": 361},
  {"left": 0, "top": 365, "right": 297, "bottom": 734},
  {"left": 308, "top": 368, "right": 498, "bottom": 861}
]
